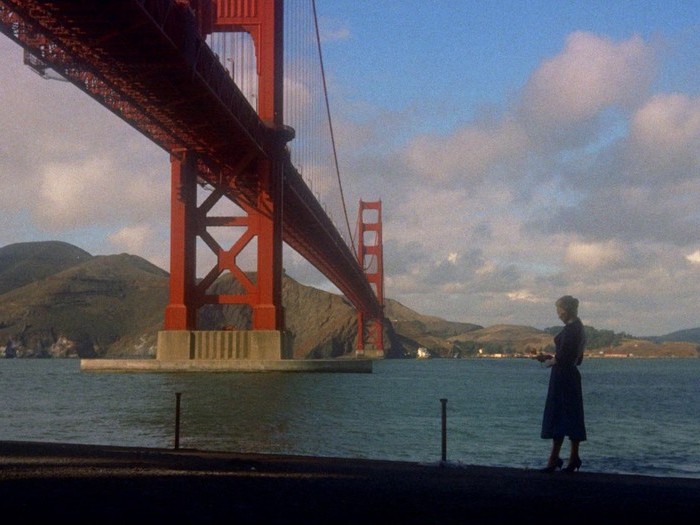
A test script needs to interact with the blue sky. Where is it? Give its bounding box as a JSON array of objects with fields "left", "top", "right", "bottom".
[
  {"left": 314, "top": 0, "right": 700, "bottom": 335},
  {"left": 319, "top": 1, "right": 700, "bottom": 128},
  {"left": 2, "top": 1, "right": 700, "bottom": 336}
]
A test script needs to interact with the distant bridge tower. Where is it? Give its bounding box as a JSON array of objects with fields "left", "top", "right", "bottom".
[{"left": 356, "top": 200, "right": 385, "bottom": 357}]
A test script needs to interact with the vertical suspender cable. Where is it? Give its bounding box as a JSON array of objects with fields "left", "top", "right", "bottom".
[{"left": 311, "top": 0, "right": 353, "bottom": 246}]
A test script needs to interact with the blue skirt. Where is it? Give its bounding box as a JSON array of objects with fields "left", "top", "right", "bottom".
[{"left": 541, "top": 364, "right": 586, "bottom": 441}]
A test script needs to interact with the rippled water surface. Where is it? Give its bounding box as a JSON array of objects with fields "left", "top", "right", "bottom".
[{"left": 0, "top": 358, "right": 698, "bottom": 478}]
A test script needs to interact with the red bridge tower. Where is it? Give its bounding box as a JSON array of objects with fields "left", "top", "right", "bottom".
[
  {"left": 161, "top": 0, "right": 290, "bottom": 360},
  {"left": 356, "top": 200, "right": 385, "bottom": 357}
]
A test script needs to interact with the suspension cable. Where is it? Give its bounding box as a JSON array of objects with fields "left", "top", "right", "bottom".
[{"left": 311, "top": 0, "right": 354, "bottom": 246}]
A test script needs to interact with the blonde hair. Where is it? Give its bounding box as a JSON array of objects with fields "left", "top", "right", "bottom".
[{"left": 556, "top": 295, "right": 579, "bottom": 316}]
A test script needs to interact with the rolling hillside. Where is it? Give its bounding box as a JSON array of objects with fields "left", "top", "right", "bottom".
[{"left": 0, "top": 241, "right": 697, "bottom": 359}]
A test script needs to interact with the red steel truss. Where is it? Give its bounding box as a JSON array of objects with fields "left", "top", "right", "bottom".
[{"left": 167, "top": 0, "right": 286, "bottom": 330}]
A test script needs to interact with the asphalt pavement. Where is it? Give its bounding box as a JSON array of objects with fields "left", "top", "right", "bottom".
[{"left": 1, "top": 440, "right": 698, "bottom": 524}]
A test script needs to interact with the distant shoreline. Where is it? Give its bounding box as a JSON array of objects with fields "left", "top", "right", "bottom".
[
  {"left": 421, "top": 354, "right": 698, "bottom": 360},
  {"left": 2, "top": 353, "right": 698, "bottom": 360}
]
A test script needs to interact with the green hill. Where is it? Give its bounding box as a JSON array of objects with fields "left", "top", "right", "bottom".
[
  {"left": 0, "top": 249, "right": 169, "bottom": 357},
  {"left": 651, "top": 327, "right": 700, "bottom": 345},
  {"left": 0, "top": 241, "right": 92, "bottom": 295}
]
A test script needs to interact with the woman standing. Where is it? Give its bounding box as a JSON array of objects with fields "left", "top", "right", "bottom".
[{"left": 537, "top": 295, "right": 587, "bottom": 472}]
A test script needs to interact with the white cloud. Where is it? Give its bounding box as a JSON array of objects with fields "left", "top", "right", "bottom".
[
  {"left": 520, "top": 32, "right": 657, "bottom": 129},
  {"left": 108, "top": 224, "right": 154, "bottom": 254},
  {"left": 686, "top": 250, "right": 700, "bottom": 264},
  {"left": 565, "top": 241, "right": 624, "bottom": 269},
  {"left": 507, "top": 290, "right": 543, "bottom": 303},
  {"left": 34, "top": 155, "right": 168, "bottom": 230},
  {"left": 626, "top": 93, "right": 700, "bottom": 182},
  {"left": 631, "top": 93, "right": 700, "bottom": 148},
  {"left": 405, "top": 119, "right": 529, "bottom": 184},
  {"left": 37, "top": 158, "right": 117, "bottom": 228}
]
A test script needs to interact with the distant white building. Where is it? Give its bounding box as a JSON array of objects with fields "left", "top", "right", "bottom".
[{"left": 416, "top": 347, "right": 430, "bottom": 359}]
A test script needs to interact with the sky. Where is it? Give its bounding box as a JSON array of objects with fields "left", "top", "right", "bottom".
[{"left": 1, "top": 1, "right": 700, "bottom": 336}]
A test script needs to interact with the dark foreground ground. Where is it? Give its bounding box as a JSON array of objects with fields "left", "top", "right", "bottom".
[{"left": 1, "top": 440, "right": 698, "bottom": 524}]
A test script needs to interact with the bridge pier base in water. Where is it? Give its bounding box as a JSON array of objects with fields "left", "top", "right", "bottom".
[
  {"left": 80, "top": 330, "right": 372, "bottom": 373},
  {"left": 156, "top": 330, "right": 293, "bottom": 361},
  {"left": 357, "top": 348, "right": 385, "bottom": 359}
]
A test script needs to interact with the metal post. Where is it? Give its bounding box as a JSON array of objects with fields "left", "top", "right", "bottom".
[
  {"left": 440, "top": 398, "right": 447, "bottom": 462},
  {"left": 174, "top": 392, "right": 182, "bottom": 450}
]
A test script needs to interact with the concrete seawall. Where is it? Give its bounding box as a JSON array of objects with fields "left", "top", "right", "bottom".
[{"left": 1, "top": 440, "right": 698, "bottom": 524}]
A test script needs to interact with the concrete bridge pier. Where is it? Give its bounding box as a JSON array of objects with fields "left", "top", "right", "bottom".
[
  {"left": 156, "top": 329, "right": 292, "bottom": 361},
  {"left": 80, "top": 330, "right": 372, "bottom": 373}
]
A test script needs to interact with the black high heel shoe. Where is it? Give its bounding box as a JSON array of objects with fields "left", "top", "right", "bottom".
[
  {"left": 539, "top": 457, "right": 563, "bottom": 473},
  {"left": 563, "top": 457, "right": 582, "bottom": 472}
]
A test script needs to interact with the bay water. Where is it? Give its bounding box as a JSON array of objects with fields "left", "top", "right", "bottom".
[{"left": 0, "top": 358, "right": 698, "bottom": 479}]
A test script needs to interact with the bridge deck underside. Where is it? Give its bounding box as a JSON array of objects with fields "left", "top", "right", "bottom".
[{"left": 0, "top": 0, "right": 381, "bottom": 318}]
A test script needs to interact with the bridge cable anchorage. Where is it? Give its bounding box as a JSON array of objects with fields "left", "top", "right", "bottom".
[{"left": 311, "top": 0, "right": 353, "bottom": 247}]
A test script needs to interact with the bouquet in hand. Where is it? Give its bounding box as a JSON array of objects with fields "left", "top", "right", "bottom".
[{"left": 534, "top": 353, "right": 554, "bottom": 363}]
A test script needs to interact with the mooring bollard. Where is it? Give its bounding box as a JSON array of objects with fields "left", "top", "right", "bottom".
[
  {"left": 440, "top": 398, "right": 447, "bottom": 462},
  {"left": 174, "top": 392, "right": 182, "bottom": 450}
]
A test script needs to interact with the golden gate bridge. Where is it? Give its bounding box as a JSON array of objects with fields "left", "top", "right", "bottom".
[{"left": 0, "top": 0, "right": 385, "bottom": 366}]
